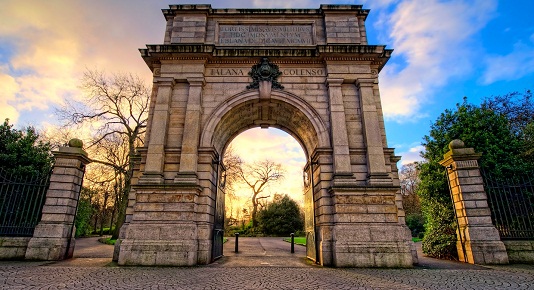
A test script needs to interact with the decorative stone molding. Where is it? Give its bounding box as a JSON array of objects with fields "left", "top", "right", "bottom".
[{"left": 247, "top": 58, "right": 284, "bottom": 90}]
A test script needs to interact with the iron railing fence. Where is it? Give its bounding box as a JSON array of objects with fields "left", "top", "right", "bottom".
[
  {"left": 0, "top": 168, "right": 51, "bottom": 237},
  {"left": 481, "top": 169, "right": 534, "bottom": 239}
]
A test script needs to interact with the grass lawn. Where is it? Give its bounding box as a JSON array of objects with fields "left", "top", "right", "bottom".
[
  {"left": 282, "top": 237, "right": 421, "bottom": 245},
  {"left": 98, "top": 237, "right": 116, "bottom": 245},
  {"left": 283, "top": 237, "right": 306, "bottom": 246}
]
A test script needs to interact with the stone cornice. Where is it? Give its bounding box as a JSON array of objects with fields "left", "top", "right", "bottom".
[
  {"left": 162, "top": 5, "right": 368, "bottom": 20},
  {"left": 140, "top": 44, "right": 392, "bottom": 71}
]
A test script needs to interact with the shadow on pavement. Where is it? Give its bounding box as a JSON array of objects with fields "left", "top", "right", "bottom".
[{"left": 48, "top": 236, "right": 494, "bottom": 270}]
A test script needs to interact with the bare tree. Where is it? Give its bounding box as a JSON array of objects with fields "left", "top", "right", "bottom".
[
  {"left": 222, "top": 145, "right": 242, "bottom": 195},
  {"left": 222, "top": 146, "right": 244, "bottom": 231},
  {"left": 57, "top": 69, "right": 150, "bottom": 238},
  {"left": 237, "top": 159, "right": 285, "bottom": 228},
  {"left": 399, "top": 162, "right": 421, "bottom": 215}
]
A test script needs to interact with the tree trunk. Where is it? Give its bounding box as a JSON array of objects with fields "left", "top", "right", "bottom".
[
  {"left": 93, "top": 213, "right": 98, "bottom": 235},
  {"left": 109, "top": 205, "right": 116, "bottom": 233}
]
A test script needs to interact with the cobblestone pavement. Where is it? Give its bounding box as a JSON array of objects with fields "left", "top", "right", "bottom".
[
  {"left": 1, "top": 261, "right": 533, "bottom": 289},
  {"left": 0, "top": 237, "right": 532, "bottom": 289}
]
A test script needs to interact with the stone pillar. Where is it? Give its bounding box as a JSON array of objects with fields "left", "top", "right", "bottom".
[
  {"left": 325, "top": 78, "right": 354, "bottom": 186},
  {"left": 356, "top": 79, "right": 391, "bottom": 185},
  {"left": 113, "top": 152, "right": 142, "bottom": 262},
  {"left": 175, "top": 77, "right": 204, "bottom": 185},
  {"left": 25, "top": 139, "right": 90, "bottom": 260},
  {"left": 439, "top": 139, "right": 509, "bottom": 264},
  {"left": 140, "top": 78, "right": 175, "bottom": 184}
]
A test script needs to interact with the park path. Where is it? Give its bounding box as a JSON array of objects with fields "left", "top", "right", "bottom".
[
  {"left": 64, "top": 236, "right": 486, "bottom": 270},
  {"left": 212, "top": 236, "right": 310, "bottom": 267}
]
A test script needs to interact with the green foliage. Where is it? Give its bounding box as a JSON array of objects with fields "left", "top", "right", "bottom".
[
  {"left": 257, "top": 195, "right": 304, "bottom": 236},
  {"left": 417, "top": 96, "right": 533, "bottom": 259},
  {"left": 0, "top": 119, "right": 53, "bottom": 175},
  {"left": 522, "top": 122, "right": 534, "bottom": 163},
  {"left": 420, "top": 198, "right": 458, "bottom": 259},
  {"left": 75, "top": 198, "right": 94, "bottom": 237},
  {"left": 226, "top": 220, "right": 256, "bottom": 236},
  {"left": 405, "top": 213, "right": 425, "bottom": 238}
]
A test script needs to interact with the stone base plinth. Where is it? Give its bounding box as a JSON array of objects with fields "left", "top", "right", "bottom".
[
  {"left": 118, "top": 223, "right": 199, "bottom": 266},
  {"left": 0, "top": 237, "right": 31, "bottom": 260},
  {"left": 118, "top": 240, "right": 198, "bottom": 266},
  {"left": 457, "top": 225, "right": 509, "bottom": 264},
  {"left": 503, "top": 240, "right": 534, "bottom": 263},
  {"left": 332, "top": 224, "right": 415, "bottom": 267},
  {"left": 25, "top": 237, "right": 74, "bottom": 260},
  {"left": 458, "top": 240, "right": 509, "bottom": 264}
]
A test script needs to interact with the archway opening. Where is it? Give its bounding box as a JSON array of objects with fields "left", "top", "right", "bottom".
[
  {"left": 224, "top": 127, "right": 306, "bottom": 230},
  {"left": 203, "top": 91, "right": 328, "bottom": 264},
  {"left": 217, "top": 127, "right": 317, "bottom": 264}
]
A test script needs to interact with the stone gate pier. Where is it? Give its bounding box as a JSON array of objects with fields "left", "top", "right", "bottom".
[{"left": 115, "top": 4, "right": 416, "bottom": 267}]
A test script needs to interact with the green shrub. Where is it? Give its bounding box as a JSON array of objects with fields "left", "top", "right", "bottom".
[
  {"left": 257, "top": 195, "right": 304, "bottom": 236},
  {"left": 405, "top": 213, "right": 425, "bottom": 237},
  {"left": 421, "top": 199, "right": 457, "bottom": 259},
  {"left": 74, "top": 199, "right": 93, "bottom": 237}
]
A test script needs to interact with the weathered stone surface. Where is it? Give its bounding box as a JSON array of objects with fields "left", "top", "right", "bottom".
[
  {"left": 503, "top": 240, "right": 534, "bottom": 263},
  {"left": 119, "top": 4, "right": 414, "bottom": 268},
  {"left": 0, "top": 237, "right": 31, "bottom": 260}
]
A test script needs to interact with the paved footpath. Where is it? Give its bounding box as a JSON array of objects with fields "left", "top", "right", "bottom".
[{"left": 0, "top": 237, "right": 533, "bottom": 290}]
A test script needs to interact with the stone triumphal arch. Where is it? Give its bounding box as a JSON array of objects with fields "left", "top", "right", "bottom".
[{"left": 115, "top": 4, "right": 417, "bottom": 267}]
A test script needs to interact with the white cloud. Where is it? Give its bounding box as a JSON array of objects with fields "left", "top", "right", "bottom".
[
  {"left": 378, "top": 0, "right": 498, "bottom": 121},
  {"left": 397, "top": 144, "right": 425, "bottom": 165},
  {"left": 481, "top": 34, "right": 534, "bottom": 84},
  {"left": 0, "top": 0, "right": 162, "bottom": 127},
  {"left": 0, "top": 66, "right": 20, "bottom": 122}
]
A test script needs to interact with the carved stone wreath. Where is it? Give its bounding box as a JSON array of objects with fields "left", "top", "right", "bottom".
[{"left": 247, "top": 57, "right": 284, "bottom": 90}]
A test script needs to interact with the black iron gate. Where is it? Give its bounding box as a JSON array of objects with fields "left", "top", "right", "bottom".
[
  {"left": 303, "top": 163, "right": 318, "bottom": 263},
  {"left": 481, "top": 170, "right": 534, "bottom": 239},
  {"left": 212, "top": 162, "right": 226, "bottom": 261},
  {"left": 0, "top": 168, "right": 51, "bottom": 237}
]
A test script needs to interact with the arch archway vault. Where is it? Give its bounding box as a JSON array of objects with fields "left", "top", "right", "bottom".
[{"left": 116, "top": 4, "right": 417, "bottom": 267}]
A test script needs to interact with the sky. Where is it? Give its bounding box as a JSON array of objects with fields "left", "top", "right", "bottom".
[{"left": 2, "top": 0, "right": 534, "bottom": 204}]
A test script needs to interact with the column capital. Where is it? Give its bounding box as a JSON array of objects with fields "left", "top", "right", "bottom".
[
  {"left": 52, "top": 139, "right": 92, "bottom": 167},
  {"left": 325, "top": 78, "right": 344, "bottom": 87},
  {"left": 355, "top": 78, "right": 375, "bottom": 88},
  {"left": 153, "top": 77, "right": 177, "bottom": 87},
  {"left": 439, "top": 139, "right": 482, "bottom": 168},
  {"left": 187, "top": 77, "right": 205, "bottom": 86}
]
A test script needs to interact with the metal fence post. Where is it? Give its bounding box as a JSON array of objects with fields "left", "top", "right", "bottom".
[{"left": 234, "top": 232, "right": 239, "bottom": 253}]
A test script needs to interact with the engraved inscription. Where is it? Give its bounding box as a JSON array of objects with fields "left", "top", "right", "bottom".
[
  {"left": 282, "top": 68, "right": 325, "bottom": 76},
  {"left": 210, "top": 68, "right": 246, "bottom": 76},
  {"left": 219, "top": 25, "right": 313, "bottom": 45},
  {"left": 208, "top": 68, "right": 325, "bottom": 76}
]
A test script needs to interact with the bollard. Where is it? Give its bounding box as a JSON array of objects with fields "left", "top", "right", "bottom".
[
  {"left": 290, "top": 233, "right": 295, "bottom": 253},
  {"left": 235, "top": 233, "right": 239, "bottom": 253}
]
